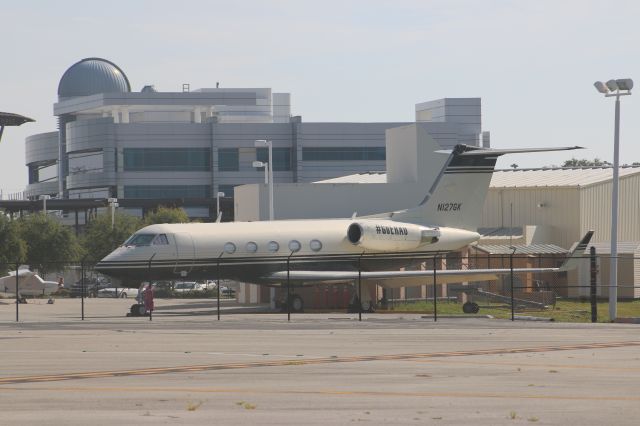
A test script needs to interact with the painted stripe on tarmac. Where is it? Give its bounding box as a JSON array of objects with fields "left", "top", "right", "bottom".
[
  {"left": 1, "top": 340, "right": 639, "bottom": 386},
  {"left": 2, "top": 386, "right": 640, "bottom": 402}
]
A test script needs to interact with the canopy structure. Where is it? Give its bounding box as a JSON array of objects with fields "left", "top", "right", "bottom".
[{"left": 0, "top": 112, "right": 35, "bottom": 142}]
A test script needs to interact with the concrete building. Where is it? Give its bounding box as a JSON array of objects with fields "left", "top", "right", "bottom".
[{"left": 28, "top": 57, "right": 476, "bottom": 219}]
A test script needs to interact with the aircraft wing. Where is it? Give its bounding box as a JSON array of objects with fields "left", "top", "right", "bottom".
[
  {"left": 262, "top": 231, "right": 593, "bottom": 288},
  {"left": 264, "top": 267, "right": 559, "bottom": 287}
]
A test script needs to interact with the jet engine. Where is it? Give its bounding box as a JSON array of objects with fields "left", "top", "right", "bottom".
[{"left": 347, "top": 220, "right": 440, "bottom": 251}]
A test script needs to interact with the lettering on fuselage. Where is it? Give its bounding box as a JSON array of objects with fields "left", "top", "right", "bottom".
[
  {"left": 437, "top": 202, "right": 462, "bottom": 212},
  {"left": 375, "top": 225, "right": 408, "bottom": 236}
]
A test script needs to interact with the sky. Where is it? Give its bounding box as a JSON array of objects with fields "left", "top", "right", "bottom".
[{"left": 1, "top": 0, "right": 639, "bottom": 196}]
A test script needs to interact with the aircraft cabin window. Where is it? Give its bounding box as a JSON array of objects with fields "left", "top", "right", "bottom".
[
  {"left": 152, "top": 234, "right": 169, "bottom": 245},
  {"left": 288, "top": 240, "right": 301, "bottom": 252},
  {"left": 268, "top": 241, "right": 279, "bottom": 252},
  {"left": 125, "top": 234, "right": 156, "bottom": 246},
  {"left": 246, "top": 242, "right": 258, "bottom": 253},
  {"left": 310, "top": 239, "right": 322, "bottom": 252},
  {"left": 224, "top": 242, "right": 236, "bottom": 254}
]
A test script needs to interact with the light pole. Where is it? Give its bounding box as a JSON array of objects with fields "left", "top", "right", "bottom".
[
  {"left": 107, "top": 198, "right": 119, "bottom": 230},
  {"left": 255, "top": 139, "right": 276, "bottom": 310},
  {"left": 594, "top": 78, "right": 633, "bottom": 321},
  {"left": 254, "top": 139, "right": 274, "bottom": 220},
  {"left": 39, "top": 195, "right": 51, "bottom": 215},
  {"left": 216, "top": 191, "right": 225, "bottom": 221}
]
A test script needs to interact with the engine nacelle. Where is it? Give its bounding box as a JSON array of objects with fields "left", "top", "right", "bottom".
[{"left": 347, "top": 220, "right": 440, "bottom": 251}]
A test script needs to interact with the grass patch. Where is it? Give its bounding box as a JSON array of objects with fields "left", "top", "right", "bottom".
[{"left": 383, "top": 299, "right": 640, "bottom": 323}]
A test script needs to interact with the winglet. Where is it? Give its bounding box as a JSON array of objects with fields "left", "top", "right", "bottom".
[{"left": 559, "top": 230, "right": 594, "bottom": 271}]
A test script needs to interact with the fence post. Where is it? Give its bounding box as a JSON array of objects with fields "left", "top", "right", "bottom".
[
  {"left": 287, "top": 252, "right": 293, "bottom": 322},
  {"left": 590, "top": 247, "right": 598, "bottom": 323},
  {"left": 358, "top": 252, "right": 363, "bottom": 322},
  {"left": 15, "top": 262, "right": 19, "bottom": 322},
  {"left": 510, "top": 248, "right": 516, "bottom": 321},
  {"left": 217, "top": 253, "right": 223, "bottom": 321},
  {"left": 81, "top": 259, "right": 85, "bottom": 321},
  {"left": 433, "top": 255, "right": 438, "bottom": 322}
]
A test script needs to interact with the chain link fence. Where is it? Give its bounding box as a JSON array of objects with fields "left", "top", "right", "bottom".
[{"left": 1, "top": 251, "right": 639, "bottom": 322}]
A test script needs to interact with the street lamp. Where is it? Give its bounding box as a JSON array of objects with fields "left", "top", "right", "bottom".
[
  {"left": 254, "top": 140, "right": 274, "bottom": 220},
  {"left": 593, "top": 78, "right": 633, "bottom": 321},
  {"left": 39, "top": 195, "right": 51, "bottom": 215},
  {"left": 107, "top": 198, "right": 119, "bottom": 230},
  {"left": 216, "top": 191, "right": 225, "bottom": 221}
]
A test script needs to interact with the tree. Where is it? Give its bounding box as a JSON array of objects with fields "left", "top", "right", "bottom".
[
  {"left": 82, "top": 212, "right": 142, "bottom": 264},
  {"left": 562, "top": 158, "right": 610, "bottom": 167},
  {"left": 0, "top": 215, "right": 26, "bottom": 274},
  {"left": 18, "top": 214, "right": 84, "bottom": 276},
  {"left": 143, "top": 206, "right": 190, "bottom": 225}
]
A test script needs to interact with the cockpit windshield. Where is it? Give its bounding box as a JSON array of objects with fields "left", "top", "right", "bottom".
[
  {"left": 124, "top": 233, "right": 170, "bottom": 247},
  {"left": 124, "top": 234, "right": 156, "bottom": 247}
]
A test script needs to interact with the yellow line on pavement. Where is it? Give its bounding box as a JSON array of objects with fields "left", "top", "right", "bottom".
[{"left": 1, "top": 340, "right": 638, "bottom": 386}]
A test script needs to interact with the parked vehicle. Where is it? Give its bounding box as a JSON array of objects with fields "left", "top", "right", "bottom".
[
  {"left": 69, "top": 278, "right": 110, "bottom": 298},
  {"left": 97, "top": 287, "right": 138, "bottom": 298},
  {"left": 173, "top": 281, "right": 205, "bottom": 292}
]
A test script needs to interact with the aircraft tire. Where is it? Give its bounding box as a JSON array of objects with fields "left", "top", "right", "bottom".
[
  {"left": 462, "top": 301, "right": 480, "bottom": 314},
  {"left": 290, "top": 295, "right": 304, "bottom": 313}
]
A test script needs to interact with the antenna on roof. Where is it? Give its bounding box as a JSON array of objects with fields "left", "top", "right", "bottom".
[
  {"left": 216, "top": 82, "right": 219, "bottom": 88},
  {"left": 182, "top": 83, "right": 190, "bottom": 92}
]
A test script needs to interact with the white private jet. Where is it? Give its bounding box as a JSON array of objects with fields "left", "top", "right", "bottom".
[
  {"left": 0, "top": 269, "right": 61, "bottom": 297},
  {"left": 96, "top": 144, "right": 590, "bottom": 312}
]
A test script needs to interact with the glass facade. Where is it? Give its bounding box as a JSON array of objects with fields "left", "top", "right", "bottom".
[
  {"left": 123, "top": 148, "right": 210, "bottom": 171},
  {"left": 124, "top": 185, "right": 211, "bottom": 198},
  {"left": 69, "top": 150, "right": 104, "bottom": 175},
  {"left": 302, "top": 147, "right": 385, "bottom": 161},
  {"left": 69, "top": 187, "right": 111, "bottom": 199},
  {"left": 218, "top": 148, "right": 239, "bottom": 171},
  {"left": 256, "top": 147, "right": 292, "bottom": 171}
]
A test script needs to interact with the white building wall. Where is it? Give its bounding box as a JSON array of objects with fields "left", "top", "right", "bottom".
[
  {"left": 482, "top": 187, "right": 581, "bottom": 249},
  {"left": 580, "top": 174, "right": 640, "bottom": 243}
]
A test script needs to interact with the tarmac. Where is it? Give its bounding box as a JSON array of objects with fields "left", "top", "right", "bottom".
[{"left": 1, "top": 297, "right": 640, "bottom": 425}]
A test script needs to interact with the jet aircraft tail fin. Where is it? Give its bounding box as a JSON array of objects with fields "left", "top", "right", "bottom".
[{"left": 386, "top": 144, "right": 582, "bottom": 230}]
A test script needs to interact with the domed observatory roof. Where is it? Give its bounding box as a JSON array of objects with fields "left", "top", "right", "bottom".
[{"left": 57, "top": 58, "right": 131, "bottom": 99}]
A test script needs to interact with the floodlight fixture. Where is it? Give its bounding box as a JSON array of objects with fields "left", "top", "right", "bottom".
[
  {"left": 594, "top": 81, "right": 609, "bottom": 94},
  {"left": 254, "top": 139, "right": 268, "bottom": 147},
  {"left": 216, "top": 192, "right": 225, "bottom": 198},
  {"left": 606, "top": 79, "right": 619, "bottom": 92},
  {"left": 0, "top": 112, "right": 35, "bottom": 142},
  {"left": 252, "top": 161, "right": 266, "bottom": 168},
  {"left": 615, "top": 78, "right": 633, "bottom": 91}
]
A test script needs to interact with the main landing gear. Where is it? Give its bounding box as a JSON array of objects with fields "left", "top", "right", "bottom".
[{"left": 278, "top": 294, "right": 304, "bottom": 313}]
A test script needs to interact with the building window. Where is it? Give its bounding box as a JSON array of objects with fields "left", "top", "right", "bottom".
[
  {"left": 123, "top": 148, "right": 210, "bottom": 172},
  {"left": 218, "top": 148, "right": 239, "bottom": 171},
  {"left": 29, "top": 161, "right": 57, "bottom": 184},
  {"left": 256, "top": 147, "right": 292, "bottom": 171},
  {"left": 69, "top": 150, "right": 104, "bottom": 175},
  {"left": 302, "top": 147, "right": 385, "bottom": 161},
  {"left": 123, "top": 185, "right": 211, "bottom": 198}
]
